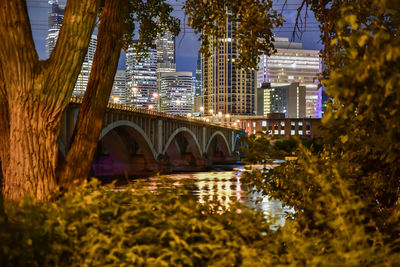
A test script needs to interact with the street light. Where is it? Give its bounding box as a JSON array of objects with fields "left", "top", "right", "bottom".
[
  {"left": 149, "top": 104, "right": 154, "bottom": 110},
  {"left": 200, "top": 106, "right": 204, "bottom": 117}
]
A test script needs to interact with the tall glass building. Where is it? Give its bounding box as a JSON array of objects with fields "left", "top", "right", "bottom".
[
  {"left": 110, "top": 70, "right": 127, "bottom": 104},
  {"left": 46, "top": 1, "right": 97, "bottom": 97},
  {"left": 156, "top": 32, "right": 176, "bottom": 111},
  {"left": 46, "top": 1, "right": 64, "bottom": 58},
  {"left": 257, "top": 37, "right": 322, "bottom": 118},
  {"left": 160, "top": 72, "right": 193, "bottom": 114},
  {"left": 125, "top": 44, "right": 158, "bottom": 108},
  {"left": 156, "top": 31, "right": 175, "bottom": 66},
  {"left": 193, "top": 51, "right": 202, "bottom": 113},
  {"left": 202, "top": 12, "right": 256, "bottom": 116}
]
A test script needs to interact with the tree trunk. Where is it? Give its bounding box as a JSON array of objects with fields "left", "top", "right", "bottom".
[
  {"left": 59, "top": 0, "right": 125, "bottom": 184},
  {"left": 0, "top": 0, "right": 99, "bottom": 201}
]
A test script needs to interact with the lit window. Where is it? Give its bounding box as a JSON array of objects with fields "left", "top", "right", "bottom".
[
  {"left": 306, "top": 130, "right": 311, "bottom": 135},
  {"left": 274, "top": 130, "right": 279, "bottom": 135},
  {"left": 298, "top": 130, "right": 303, "bottom": 135},
  {"left": 262, "top": 121, "right": 267, "bottom": 127},
  {"left": 280, "top": 130, "right": 285, "bottom": 135},
  {"left": 280, "top": 121, "right": 285, "bottom": 127},
  {"left": 291, "top": 130, "right": 295, "bottom": 135},
  {"left": 253, "top": 122, "right": 256, "bottom": 127}
]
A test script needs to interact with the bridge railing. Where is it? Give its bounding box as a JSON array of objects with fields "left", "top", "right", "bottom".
[{"left": 70, "top": 96, "right": 239, "bottom": 130}]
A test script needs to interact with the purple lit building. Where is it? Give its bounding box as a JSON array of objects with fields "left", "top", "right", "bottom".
[{"left": 257, "top": 37, "right": 322, "bottom": 118}]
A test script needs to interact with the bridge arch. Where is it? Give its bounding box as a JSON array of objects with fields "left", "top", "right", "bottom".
[
  {"left": 100, "top": 120, "right": 158, "bottom": 160},
  {"left": 162, "top": 127, "right": 203, "bottom": 157},
  {"left": 206, "top": 131, "right": 232, "bottom": 157}
]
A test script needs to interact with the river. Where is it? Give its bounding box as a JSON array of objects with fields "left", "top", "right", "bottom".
[{"left": 129, "top": 164, "right": 289, "bottom": 227}]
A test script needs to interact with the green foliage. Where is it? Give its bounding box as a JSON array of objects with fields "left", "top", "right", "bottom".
[
  {"left": 123, "top": 0, "right": 180, "bottom": 55},
  {"left": 240, "top": 134, "right": 273, "bottom": 164},
  {"left": 184, "top": 0, "right": 284, "bottom": 70},
  {"left": 240, "top": 135, "right": 322, "bottom": 162},
  {"left": 241, "top": 0, "right": 400, "bottom": 265},
  {"left": 0, "top": 179, "right": 273, "bottom": 266}
]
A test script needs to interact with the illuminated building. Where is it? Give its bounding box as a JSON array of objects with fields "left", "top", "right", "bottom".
[
  {"left": 160, "top": 72, "right": 193, "bottom": 114},
  {"left": 202, "top": 12, "right": 256, "bottom": 115},
  {"left": 193, "top": 51, "right": 203, "bottom": 113},
  {"left": 125, "top": 43, "right": 158, "bottom": 108},
  {"left": 73, "top": 35, "right": 97, "bottom": 97},
  {"left": 156, "top": 32, "right": 176, "bottom": 110},
  {"left": 46, "top": 1, "right": 97, "bottom": 97},
  {"left": 110, "top": 70, "right": 127, "bottom": 104},
  {"left": 257, "top": 82, "right": 306, "bottom": 118},
  {"left": 46, "top": 1, "right": 64, "bottom": 58},
  {"left": 257, "top": 37, "right": 322, "bottom": 118}
]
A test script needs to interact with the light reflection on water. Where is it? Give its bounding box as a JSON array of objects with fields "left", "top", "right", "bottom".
[{"left": 134, "top": 165, "right": 290, "bottom": 226}]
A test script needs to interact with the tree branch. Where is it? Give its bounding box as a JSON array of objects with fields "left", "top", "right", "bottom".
[
  {"left": 58, "top": 0, "right": 125, "bottom": 185},
  {"left": 46, "top": 0, "right": 100, "bottom": 104},
  {"left": 0, "top": 0, "right": 38, "bottom": 98},
  {"left": 0, "top": 63, "right": 9, "bottom": 171}
]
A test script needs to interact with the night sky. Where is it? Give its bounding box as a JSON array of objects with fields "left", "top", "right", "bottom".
[{"left": 27, "top": 0, "right": 323, "bottom": 75}]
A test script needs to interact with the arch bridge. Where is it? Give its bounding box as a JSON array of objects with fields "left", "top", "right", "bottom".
[{"left": 60, "top": 101, "right": 244, "bottom": 177}]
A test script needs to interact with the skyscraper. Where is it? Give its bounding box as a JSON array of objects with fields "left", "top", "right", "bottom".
[
  {"left": 193, "top": 51, "right": 202, "bottom": 113},
  {"left": 46, "top": 1, "right": 97, "bottom": 97},
  {"left": 257, "top": 37, "right": 322, "bottom": 118},
  {"left": 156, "top": 31, "right": 175, "bottom": 69},
  {"left": 202, "top": 12, "right": 256, "bottom": 116},
  {"left": 110, "top": 70, "right": 127, "bottom": 104},
  {"left": 160, "top": 72, "right": 193, "bottom": 114},
  {"left": 46, "top": 1, "right": 64, "bottom": 58},
  {"left": 73, "top": 35, "right": 97, "bottom": 97},
  {"left": 156, "top": 32, "right": 176, "bottom": 111},
  {"left": 125, "top": 44, "right": 158, "bottom": 108}
]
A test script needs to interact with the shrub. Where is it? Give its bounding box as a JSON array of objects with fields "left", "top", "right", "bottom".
[{"left": 0, "top": 179, "right": 273, "bottom": 266}]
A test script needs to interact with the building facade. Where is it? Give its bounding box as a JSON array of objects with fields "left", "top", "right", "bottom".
[
  {"left": 160, "top": 72, "right": 193, "bottom": 114},
  {"left": 202, "top": 12, "right": 256, "bottom": 116},
  {"left": 257, "top": 82, "right": 306, "bottom": 118},
  {"left": 46, "top": 1, "right": 97, "bottom": 97},
  {"left": 156, "top": 32, "right": 176, "bottom": 111},
  {"left": 125, "top": 44, "right": 158, "bottom": 108},
  {"left": 46, "top": 1, "right": 64, "bottom": 58},
  {"left": 193, "top": 51, "right": 203, "bottom": 113},
  {"left": 73, "top": 35, "right": 97, "bottom": 97},
  {"left": 237, "top": 114, "right": 321, "bottom": 139},
  {"left": 257, "top": 37, "right": 321, "bottom": 118},
  {"left": 110, "top": 70, "right": 127, "bottom": 104}
]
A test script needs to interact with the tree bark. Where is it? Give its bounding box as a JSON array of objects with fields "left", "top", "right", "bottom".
[
  {"left": 0, "top": 0, "right": 99, "bottom": 201},
  {"left": 59, "top": 0, "right": 125, "bottom": 184}
]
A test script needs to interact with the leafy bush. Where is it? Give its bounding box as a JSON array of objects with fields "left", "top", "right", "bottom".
[
  {"left": 241, "top": 0, "right": 400, "bottom": 265},
  {"left": 0, "top": 179, "right": 274, "bottom": 266}
]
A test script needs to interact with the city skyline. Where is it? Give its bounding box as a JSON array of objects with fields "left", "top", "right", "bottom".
[{"left": 27, "top": 0, "right": 323, "bottom": 76}]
